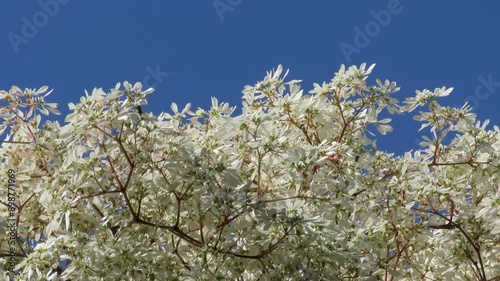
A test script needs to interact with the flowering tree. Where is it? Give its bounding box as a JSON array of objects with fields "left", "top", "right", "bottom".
[{"left": 0, "top": 64, "right": 499, "bottom": 280}]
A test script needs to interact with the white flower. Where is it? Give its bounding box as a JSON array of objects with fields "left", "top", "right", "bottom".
[{"left": 1, "top": 68, "right": 498, "bottom": 280}]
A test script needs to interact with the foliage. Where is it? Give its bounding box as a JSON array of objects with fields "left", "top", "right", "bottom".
[{"left": 0, "top": 64, "right": 499, "bottom": 280}]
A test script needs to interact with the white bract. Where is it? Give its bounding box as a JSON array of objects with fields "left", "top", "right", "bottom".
[{"left": 0, "top": 67, "right": 499, "bottom": 280}]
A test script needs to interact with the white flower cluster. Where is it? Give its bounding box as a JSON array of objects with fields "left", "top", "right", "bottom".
[{"left": 0, "top": 65, "right": 498, "bottom": 280}]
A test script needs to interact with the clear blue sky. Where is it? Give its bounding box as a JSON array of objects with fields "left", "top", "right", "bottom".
[{"left": 1, "top": 1, "right": 499, "bottom": 155}]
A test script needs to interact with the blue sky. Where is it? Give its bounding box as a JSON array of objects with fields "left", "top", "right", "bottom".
[{"left": 1, "top": 1, "right": 499, "bottom": 155}]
